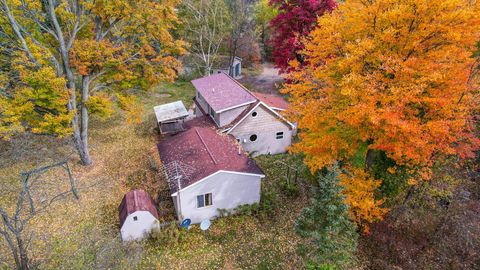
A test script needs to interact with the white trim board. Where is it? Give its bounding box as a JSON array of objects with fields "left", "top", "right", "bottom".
[
  {"left": 215, "top": 100, "right": 256, "bottom": 114},
  {"left": 170, "top": 170, "right": 265, "bottom": 196}
]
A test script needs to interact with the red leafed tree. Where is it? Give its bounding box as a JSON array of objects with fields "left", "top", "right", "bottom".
[{"left": 269, "top": 0, "right": 336, "bottom": 73}]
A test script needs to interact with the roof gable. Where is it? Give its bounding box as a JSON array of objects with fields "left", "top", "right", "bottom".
[
  {"left": 191, "top": 73, "right": 257, "bottom": 112},
  {"left": 226, "top": 102, "right": 295, "bottom": 134}
]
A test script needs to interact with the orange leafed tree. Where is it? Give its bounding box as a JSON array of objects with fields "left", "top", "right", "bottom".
[
  {"left": 283, "top": 0, "right": 480, "bottom": 229},
  {"left": 340, "top": 168, "right": 388, "bottom": 233},
  {"left": 283, "top": 0, "right": 480, "bottom": 174}
]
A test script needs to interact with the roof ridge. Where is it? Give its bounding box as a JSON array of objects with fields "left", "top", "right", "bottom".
[{"left": 195, "top": 128, "right": 218, "bottom": 165}]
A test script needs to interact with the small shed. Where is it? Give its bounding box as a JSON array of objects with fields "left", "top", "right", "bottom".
[
  {"left": 211, "top": 56, "right": 242, "bottom": 78},
  {"left": 154, "top": 101, "right": 189, "bottom": 134},
  {"left": 118, "top": 190, "right": 159, "bottom": 241}
]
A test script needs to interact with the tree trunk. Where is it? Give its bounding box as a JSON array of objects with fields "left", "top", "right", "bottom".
[
  {"left": 46, "top": 0, "right": 92, "bottom": 166},
  {"left": 15, "top": 234, "right": 29, "bottom": 270},
  {"left": 73, "top": 76, "right": 92, "bottom": 166},
  {"left": 261, "top": 23, "right": 266, "bottom": 60},
  {"left": 69, "top": 73, "right": 92, "bottom": 166},
  {"left": 3, "top": 232, "right": 20, "bottom": 269}
]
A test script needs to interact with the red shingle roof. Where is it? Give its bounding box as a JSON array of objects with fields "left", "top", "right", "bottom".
[
  {"left": 157, "top": 117, "right": 263, "bottom": 194},
  {"left": 118, "top": 190, "right": 158, "bottom": 227},
  {"left": 191, "top": 73, "right": 257, "bottom": 112},
  {"left": 252, "top": 92, "right": 289, "bottom": 110}
]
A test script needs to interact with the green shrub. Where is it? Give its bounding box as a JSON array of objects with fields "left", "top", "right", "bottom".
[
  {"left": 258, "top": 189, "right": 278, "bottom": 219},
  {"left": 279, "top": 179, "right": 300, "bottom": 197},
  {"left": 149, "top": 222, "right": 183, "bottom": 246},
  {"left": 233, "top": 189, "right": 278, "bottom": 220},
  {"left": 235, "top": 203, "right": 261, "bottom": 216}
]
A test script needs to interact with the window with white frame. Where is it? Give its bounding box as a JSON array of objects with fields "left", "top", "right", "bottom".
[
  {"left": 197, "top": 193, "right": 213, "bottom": 208},
  {"left": 276, "top": 131, "right": 284, "bottom": 139}
]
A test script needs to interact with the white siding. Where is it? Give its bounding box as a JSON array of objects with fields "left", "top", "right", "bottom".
[
  {"left": 229, "top": 105, "right": 293, "bottom": 156},
  {"left": 120, "top": 211, "right": 159, "bottom": 241},
  {"left": 176, "top": 171, "right": 262, "bottom": 224},
  {"left": 218, "top": 105, "right": 249, "bottom": 127}
]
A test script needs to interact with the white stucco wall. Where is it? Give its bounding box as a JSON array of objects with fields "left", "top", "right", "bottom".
[
  {"left": 229, "top": 105, "right": 293, "bottom": 156},
  {"left": 120, "top": 211, "right": 160, "bottom": 241},
  {"left": 175, "top": 171, "right": 263, "bottom": 224}
]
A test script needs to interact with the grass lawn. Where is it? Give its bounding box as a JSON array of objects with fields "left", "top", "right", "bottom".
[{"left": 0, "top": 80, "right": 309, "bottom": 269}]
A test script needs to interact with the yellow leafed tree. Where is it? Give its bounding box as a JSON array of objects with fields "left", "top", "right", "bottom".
[
  {"left": 340, "top": 168, "right": 388, "bottom": 233},
  {"left": 0, "top": 0, "right": 186, "bottom": 165}
]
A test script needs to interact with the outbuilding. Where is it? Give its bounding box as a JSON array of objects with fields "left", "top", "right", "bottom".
[
  {"left": 118, "top": 190, "right": 159, "bottom": 241},
  {"left": 154, "top": 101, "right": 189, "bottom": 134},
  {"left": 210, "top": 56, "right": 242, "bottom": 78}
]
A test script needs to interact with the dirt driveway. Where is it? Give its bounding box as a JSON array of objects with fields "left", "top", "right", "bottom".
[{"left": 239, "top": 62, "right": 284, "bottom": 94}]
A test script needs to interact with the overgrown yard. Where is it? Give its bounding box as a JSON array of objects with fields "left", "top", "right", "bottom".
[{"left": 0, "top": 81, "right": 309, "bottom": 269}]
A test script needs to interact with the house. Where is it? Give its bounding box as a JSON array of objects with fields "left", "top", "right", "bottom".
[
  {"left": 157, "top": 117, "right": 265, "bottom": 224},
  {"left": 118, "top": 190, "right": 159, "bottom": 241},
  {"left": 180, "top": 54, "right": 243, "bottom": 79},
  {"left": 192, "top": 73, "right": 296, "bottom": 156},
  {"left": 153, "top": 101, "right": 189, "bottom": 134}
]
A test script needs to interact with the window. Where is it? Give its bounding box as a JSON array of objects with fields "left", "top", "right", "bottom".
[
  {"left": 251, "top": 111, "right": 258, "bottom": 117},
  {"left": 133, "top": 216, "right": 138, "bottom": 221},
  {"left": 276, "top": 132, "right": 284, "bottom": 139},
  {"left": 197, "top": 193, "right": 213, "bottom": 208},
  {"left": 250, "top": 134, "right": 257, "bottom": 142}
]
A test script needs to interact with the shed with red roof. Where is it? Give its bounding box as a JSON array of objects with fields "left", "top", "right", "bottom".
[{"left": 118, "top": 190, "right": 159, "bottom": 241}]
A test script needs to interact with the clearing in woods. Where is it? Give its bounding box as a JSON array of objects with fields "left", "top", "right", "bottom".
[{"left": 0, "top": 80, "right": 308, "bottom": 269}]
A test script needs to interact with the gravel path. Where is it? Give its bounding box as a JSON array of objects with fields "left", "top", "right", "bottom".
[{"left": 239, "top": 63, "right": 284, "bottom": 94}]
